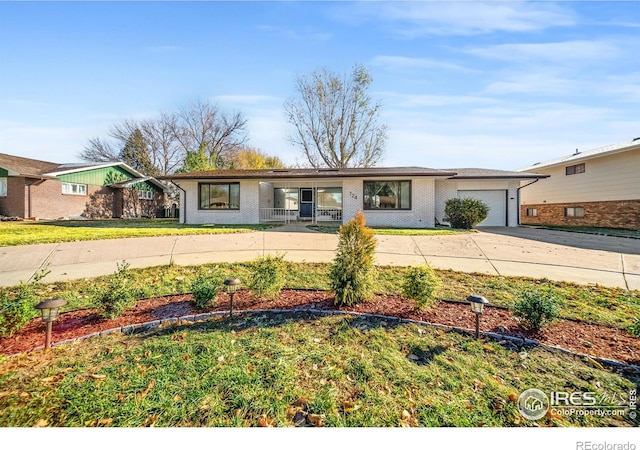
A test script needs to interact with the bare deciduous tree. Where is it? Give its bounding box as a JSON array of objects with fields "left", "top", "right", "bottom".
[
  {"left": 140, "top": 113, "right": 184, "bottom": 175},
  {"left": 175, "top": 99, "right": 248, "bottom": 170},
  {"left": 284, "top": 64, "right": 387, "bottom": 168}
]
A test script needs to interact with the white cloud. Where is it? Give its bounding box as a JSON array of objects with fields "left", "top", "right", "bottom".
[{"left": 337, "top": 1, "right": 575, "bottom": 36}]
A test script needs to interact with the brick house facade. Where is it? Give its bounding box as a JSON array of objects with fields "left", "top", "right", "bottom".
[
  {"left": 0, "top": 153, "right": 167, "bottom": 220},
  {"left": 161, "top": 167, "right": 546, "bottom": 228},
  {"left": 519, "top": 139, "right": 640, "bottom": 230}
]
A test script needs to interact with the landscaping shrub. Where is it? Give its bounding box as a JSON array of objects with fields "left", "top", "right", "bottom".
[
  {"left": 190, "top": 270, "right": 224, "bottom": 308},
  {"left": 246, "top": 254, "right": 288, "bottom": 300},
  {"left": 0, "top": 282, "right": 38, "bottom": 338},
  {"left": 628, "top": 317, "right": 640, "bottom": 338},
  {"left": 513, "top": 289, "right": 559, "bottom": 332},
  {"left": 444, "top": 197, "right": 489, "bottom": 229},
  {"left": 329, "top": 211, "right": 377, "bottom": 306},
  {"left": 92, "top": 261, "right": 141, "bottom": 319},
  {"left": 402, "top": 264, "right": 441, "bottom": 309}
]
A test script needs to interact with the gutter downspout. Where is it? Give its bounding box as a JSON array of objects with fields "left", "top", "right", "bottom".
[
  {"left": 516, "top": 178, "right": 541, "bottom": 226},
  {"left": 170, "top": 180, "right": 187, "bottom": 224}
]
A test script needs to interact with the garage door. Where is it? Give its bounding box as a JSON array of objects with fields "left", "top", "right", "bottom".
[{"left": 457, "top": 190, "right": 506, "bottom": 226}]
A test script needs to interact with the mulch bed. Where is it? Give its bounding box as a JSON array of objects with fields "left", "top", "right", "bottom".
[{"left": 2, "top": 290, "right": 639, "bottom": 366}]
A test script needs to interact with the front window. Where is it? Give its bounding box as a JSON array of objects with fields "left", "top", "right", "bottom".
[
  {"left": 62, "top": 182, "right": 87, "bottom": 196},
  {"left": 526, "top": 208, "right": 537, "bottom": 217},
  {"left": 138, "top": 190, "right": 154, "bottom": 200},
  {"left": 199, "top": 183, "right": 240, "bottom": 210},
  {"left": 274, "top": 188, "right": 299, "bottom": 210},
  {"left": 565, "top": 207, "right": 584, "bottom": 217},
  {"left": 566, "top": 163, "right": 585, "bottom": 176},
  {"left": 317, "top": 187, "right": 342, "bottom": 210},
  {"left": 363, "top": 181, "right": 411, "bottom": 210},
  {"left": 0, "top": 178, "right": 6, "bottom": 197}
]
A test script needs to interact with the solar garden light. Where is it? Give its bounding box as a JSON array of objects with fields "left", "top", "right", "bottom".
[
  {"left": 467, "top": 295, "right": 489, "bottom": 339},
  {"left": 223, "top": 278, "right": 242, "bottom": 318},
  {"left": 35, "top": 297, "right": 67, "bottom": 350}
]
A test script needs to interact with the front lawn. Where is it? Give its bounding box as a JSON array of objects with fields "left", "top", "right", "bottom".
[
  {"left": 0, "top": 219, "right": 273, "bottom": 246},
  {"left": 0, "top": 312, "right": 636, "bottom": 427}
]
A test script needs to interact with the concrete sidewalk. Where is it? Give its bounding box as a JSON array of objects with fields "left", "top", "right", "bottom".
[{"left": 0, "top": 227, "right": 638, "bottom": 290}]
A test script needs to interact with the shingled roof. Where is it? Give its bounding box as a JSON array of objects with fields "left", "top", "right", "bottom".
[
  {"left": 0, "top": 153, "right": 61, "bottom": 178},
  {"left": 161, "top": 166, "right": 547, "bottom": 180}
]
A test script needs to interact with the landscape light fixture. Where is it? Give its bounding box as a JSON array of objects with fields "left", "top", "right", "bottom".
[
  {"left": 467, "top": 295, "right": 489, "bottom": 339},
  {"left": 224, "top": 277, "right": 242, "bottom": 318},
  {"left": 35, "top": 297, "right": 67, "bottom": 350}
]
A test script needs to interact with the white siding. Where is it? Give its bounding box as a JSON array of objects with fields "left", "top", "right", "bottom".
[{"left": 521, "top": 149, "right": 640, "bottom": 205}]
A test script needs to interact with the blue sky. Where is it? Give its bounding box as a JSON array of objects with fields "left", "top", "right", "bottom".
[{"left": 1, "top": 0, "right": 639, "bottom": 171}]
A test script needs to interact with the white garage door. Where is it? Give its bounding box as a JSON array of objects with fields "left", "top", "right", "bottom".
[{"left": 457, "top": 190, "right": 506, "bottom": 226}]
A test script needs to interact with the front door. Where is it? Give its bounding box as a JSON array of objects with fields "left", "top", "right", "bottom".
[{"left": 299, "top": 188, "right": 314, "bottom": 218}]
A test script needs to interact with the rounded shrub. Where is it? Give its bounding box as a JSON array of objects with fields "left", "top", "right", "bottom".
[
  {"left": 329, "top": 211, "right": 377, "bottom": 307},
  {"left": 0, "top": 282, "right": 38, "bottom": 338},
  {"left": 513, "top": 289, "right": 559, "bottom": 332},
  {"left": 402, "top": 264, "right": 441, "bottom": 309},
  {"left": 191, "top": 270, "right": 224, "bottom": 308},
  {"left": 247, "top": 254, "right": 288, "bottom": 300},
  {"left": 444, "top": 197, "right": 489, "bottom": 229},
  {"left": 92, "top": 261, "right": 141, "bottom": 319}
]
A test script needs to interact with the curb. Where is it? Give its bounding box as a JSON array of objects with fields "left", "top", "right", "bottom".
[{"left": 14, "top": 308, "right": 640, "bottom": 373}]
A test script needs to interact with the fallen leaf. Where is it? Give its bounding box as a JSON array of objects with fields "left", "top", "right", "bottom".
[
  {"left": 293, "top": 397, "right": 308, "bottom": 408},
  {"left": 483, "top": 344, "right": 495, "bottom": 352},
  {"left": 258, "top": 415, "right": 275, "bottom": 427},
  {"left": 307, "top": 414, "right": 325, "bottom": 427},
  {"left": 41, "top": 374, "right": 64, "bottom": 385},
  {"left": 313, "top": 338, "right": 322, "bottom": 343},
  {"left": 407, "top": 353, "right": 420, "bottom": 361},
  {"left": 136, "top": 379, "right": 157, "bottom": 402},
  {"left": 341, "top": 401, "right": 360, "bottom": 413},
  {"left": 183, "top": 354, "right": 190, "bottom": 361},
  {"left": 85, "top": 418, "right": 113, "bottom": 427},
  {"left": 286, "top": 406, "right": 298, "bottom": 420},
  {"left": 508, "top": 393, "right": 518, "bottom": 403},
  {"left": 144, "top": 415, "right": 159, "bottom": 427},
  {"left": 491, "top": 375, "right": 504, "bottom": 384},
  {"left": 89, "top": 374, "right": 107, "bottom": 380},
  {"left": 32, "top": 419, "right": 49, "bottom": 427},
  {"left": 217, "top": 355, "right": 225, "bottom": 362},
  {"left": 583, "top": 356, "right": 605, "bottom": 370},
  {"left": 173, "top": 395, "right": 182, "bottom": 402},
  {"left": 117, "top": 393, "right": 126, "bottom": 402}
]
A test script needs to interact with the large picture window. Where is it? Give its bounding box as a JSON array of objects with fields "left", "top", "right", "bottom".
[
  {"left": 363, "top": 181, "right": 411, "bottom": 210},
  {"left": 199, "top": 183, "right": 240, "bottom": 210},
  {"left": 274, "top": 188, "right": 299, "bottom": 210},
  {"left": 317, "top": 187, "right": 342, "bottom": 210}
]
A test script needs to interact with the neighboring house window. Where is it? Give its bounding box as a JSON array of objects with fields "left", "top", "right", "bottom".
[
  {"left": 62, "top": 182, "right": 87, "bottom": 195},
  {"left": 138, "top": 190, "right": 154, "bottom": 200},
  {"left": 565, "top": 207, "right": 584, "bottom": 217},
  {"left": 274, "top": 188, "right": 299, "bottom": 210},
  {"left": 363, "top": 181, "right": 411, "bottom": 210},
  {"left": 565, "top": 163, "right": 585, "bottom": 175},
  {"left": 199, "top": 183, "right": 240, "bottom": 210},
  {"left": 526, "top": 208, "right": 537, "bottom": 217},
  {"left": 0, "top": 178, "right": 6, "bottom": 197}
]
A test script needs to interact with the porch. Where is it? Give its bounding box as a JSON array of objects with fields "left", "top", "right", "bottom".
[{"left": 258, "top": 181, "right": 343, "bottom": 225}]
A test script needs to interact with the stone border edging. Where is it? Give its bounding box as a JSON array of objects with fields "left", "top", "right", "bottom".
[{"left": 15, "top": 308, "right": 637, "bottom": 373}]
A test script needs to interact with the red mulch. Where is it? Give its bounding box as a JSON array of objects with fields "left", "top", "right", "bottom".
[{"left": 2, "top": 290, "right": 639, "bottom": 366}]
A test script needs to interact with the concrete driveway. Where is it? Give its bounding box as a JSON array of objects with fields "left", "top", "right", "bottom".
[{"left": 0, "top": 226, "right": 638, "bottom": 290}]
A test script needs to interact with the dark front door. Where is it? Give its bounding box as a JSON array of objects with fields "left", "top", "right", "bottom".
[{"left": 299, "top": 188, "right": 314, "bottom": 218}]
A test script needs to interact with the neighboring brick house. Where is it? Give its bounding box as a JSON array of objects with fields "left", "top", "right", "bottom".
[
  {"left": 160, "top": 167, "right": 547, "bottom": 227},
  {"left": 518, "top": 138, "right": 640, "bottom": 230},
  {"left": 0, "top": 153, "right": 168, "bottom": 220}
]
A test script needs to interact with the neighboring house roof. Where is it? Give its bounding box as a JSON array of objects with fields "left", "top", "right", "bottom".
[
  {"left": 0, "top": 153, "right": 168, "bottom": 191},
  {"left": 161, "top": 166, "right": 547, "bottom": 181},
  {"left": 518, "top": 137, "right": 640, "bottom": 172},
  {"left": 444, "top": 168, "right": 549, "bottom": 179}
]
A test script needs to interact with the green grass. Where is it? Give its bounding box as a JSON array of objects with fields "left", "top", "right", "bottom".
[
  {"left": 4, "top": 262, "right": 639, "bottom": 330},
  {"left": 308, "top": 225, "right": 469, "bottom": 235},
  {"left": 0, "top": 219, "right": 274, "bottom": 246},
  {"left": 0, "top": 312, "right": 636, "bottom": 427}
]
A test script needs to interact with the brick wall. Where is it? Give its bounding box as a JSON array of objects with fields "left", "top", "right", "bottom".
[
  {"left": 0, "top": 177, "right": 27, "bottom": 217},
  {"left": 521, "top": 200, "right": 640, "bottom": 230}
]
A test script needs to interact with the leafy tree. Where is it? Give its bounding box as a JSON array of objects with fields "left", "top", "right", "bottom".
[
  {"left": 120, "top": 129, "right": 157, "bottom": 175},
  {"left": 444, "top": 197, "right": 489, "bottom": 229},
  {"left": 227, "top": 146, "right": 287, "bottom": 169},
  {"left": 329, "top": 211, "right": 377, "bottom": 306},
  {"left": 284, "top": 64, "right": 387, "bottom": 168}
]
